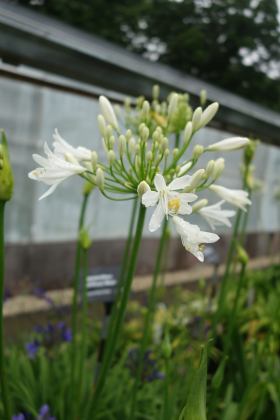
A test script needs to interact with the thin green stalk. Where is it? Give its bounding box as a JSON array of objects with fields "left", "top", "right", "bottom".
[
  {"left": 163, "top": 358, "right": 170, "bottom": 420},
  {"left": 0, "top": 201, "right": 12, "bottom": 420},
  {"left": 210, "top": 164, "right": 249, "bottom": 340},
  {"left": 77, "top": 249, "right": 88, "bottom": 413},
  {"left": 175, "top": 133, "right": 180, "bottom": 149},
  {"left": 85, "top": 203, "right": 146, "bottom": 420},
  {"left": 70, "top": 194, "right": 88, "bottom": 417},
  {"left": 253, "top": 356, "right": 274, "bottom": 420},
  {"left": 160, "top": 225, "right": 170, "bottom": 287},
  {"left": 130, "top": 218, "right": 168, "bottom": 420},
  {"left": 102, "top": 199, "right": 138, "bottom": 363}
]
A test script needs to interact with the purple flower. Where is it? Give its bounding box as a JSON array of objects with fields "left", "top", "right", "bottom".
[
  {"left": 26, "top": 339, "right": 40, "bottom": 358},
  {"left": 126, "top": 348, "right": 165, "bottom": 382},
  {"left": 12, "top": 415, "right": 25, "bottom": 420},
  {"left": 13, "top": 405, "right": 55, "bottom": 420}
]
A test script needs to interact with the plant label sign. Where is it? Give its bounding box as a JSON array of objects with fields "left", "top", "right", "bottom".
[{"left": 79, "top": 266, "right": 121, "bottom": 303}]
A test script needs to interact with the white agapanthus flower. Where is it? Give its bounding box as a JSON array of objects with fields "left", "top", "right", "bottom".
[
  {"left": 197, "top": 200, "right": 236, "bottom": 230},
  {"left": 99, "top": 96, "right": 119, "bottom": 131},
  {"left": 28, "top": 143, "right": 86, "bottom": 200},
  {"left": 173, "top": 216, "right": 219, "bottom": 262},
  {"left": 142, "top": 174, "right": 197, "bottom": 232},
  {"left": 207, "top": 137, "right": 249, "bottom": 152},
  {"left": 53, "top": 129, "right": 92, "bottom": 161},
  {"left": 209, "top": 185, "right": 251, "bottom": 211}
]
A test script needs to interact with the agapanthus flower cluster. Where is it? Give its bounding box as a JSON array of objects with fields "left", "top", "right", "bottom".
[
  {"left": 13, "top": 405, "right": 55, "bottom": 420},
  {"left": 26, "top": 321, "right": 72, "bottom": 358},
  {"left": 126, "top": 348, "right": 165, "bottom": 382},
  {"left": 28, "top": 85, "right": 252, "bottom": 262}
]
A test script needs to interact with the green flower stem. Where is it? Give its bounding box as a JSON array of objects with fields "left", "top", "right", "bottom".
[
  {"left": 210, "top": 164, "right": 249, "bottom": 340},
  {"left": 253, "top": 356, "right": 274, "bottom": 420},
  {"left": 163, "top": 133, "right": 194, "bottom": 175},
  {"left": 102, "top": 199, "right": 138, "bottom": 365},
  {"left": 69, "top": 194, "right": 88, "bottom": 417},
  {"left": 163, "top": 357, "right": 170, "bottom": 420},
  {"left": 175, "top": 133, "right": 180, "bottom": 149},
  {"left": 77, "top": 249, "right": 88, "bottom": 411},
  {"left": 130, "top": 218, "right": 168, "bottom": 420},
  {"left": 101, "top": 192, "right": 137, "bottom": 201},
  {"left": 0, "top": 201, "right": 12, "bottom": 420},
  {"left": 86, "top": 203, "right": 146, "bottom": 420}
]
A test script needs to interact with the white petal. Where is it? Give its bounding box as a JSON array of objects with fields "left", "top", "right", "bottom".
[
  {"left": 38, "top": 183, "right": 60, "bottom": 200},
  {"left": 154, "top": 174, "right": 166, "bottom": 192},
  {"left": 149, "top": 203, "right": 165, "bottom": 232},
  {"left": 32, "top": 154, "right": 50, "bottom": 167},
  {"left": 168, "top": 175, "right": 192, "bottom": 190},
  {"left": 142, "top": 191, "right": 160, "bottom": 207}
]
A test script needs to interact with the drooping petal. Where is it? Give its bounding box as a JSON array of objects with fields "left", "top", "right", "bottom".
[
  {"left": 149, "top": 203, "right": 165, "bottom": 232},
  {"left": 142, "top": 190, "right": 160, "bottom": 207},
  {"left": 154, "top": 174, "right": 166, "bottom": 192},
  {"left": 168, "top": 175, "right": 192, "bottom": 190},
  {"left": 38, "top": 182, "right": 60, "bottom": 201}
]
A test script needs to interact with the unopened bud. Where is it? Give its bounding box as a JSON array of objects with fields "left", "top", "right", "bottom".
[
  {"left": 236, "top": 243, "right": 249, "bottom": 266},
  {"left": 135, "top": 144, "right": 140, "bottom": 154},
  {"left": 65, "top": 153, "right": 80, "bottom": 167},
  {"left": 205, "top": 160, "right": 215, "bottom": 179},
  {"left": 157, "top": 154, "right": 162, "bottom": 163},
  {"left": 192, "top": 107, "right": 202, "bottom": 132},
  {"left": 96, "top": 168, "right": 104, "bottom": 191},
  {"left": 0, "top": 130, "right": 14, "bottom": 201},
  {"left": 161, "top": 137, "right": 168, "bottom": 153},
  {"left": 153, "top": 84, "right": 160, "bottom": 100},
  {"left": 164, "top": 149, "right": 170, "bottom": 159},
  {"left": 106, "top": 125, "right": 112, "bottom": 142},
  {"left": 108, "top": 150, "right": 115, "bottom": 167},
  {"left": 152, "top": 131, "right": 159, "bottom": 142},
  {"left": 213, "top": 161, "right": 225, "bottom": 181},
  {"left": 184, "top": 121, "right": 193, "bottom": 144},
  {"left": 129, "top": 166, "right": 133, "bottom": 173},
  {"left": 146, "top": 151, "right": 153, "bottom": 164},
  {"left": 162, "top": 330, "right": 172, "bottom": 359},
  {"left": 83, "top": 180, "right": 95, "bottom": 196},
  {"left": 139, "top": 123, "right": 145, "bottom": 136},
  {"left": 173, "top": 148, "right": 179, "bottom": 158},
  {"left": 118, "top": 135, "right": 126, "bottom": 158},
  {"left": 109, "top": 135, "right": 115, "bottom": 149},
  {"left": 99, "top": 95, "right": 119, "bottom": 131},
  {"left": 156, "top": 166, "right": 161, "bottom": 173},
  {"left": 137, "top": 180, "right": 151, "bottom": 201},
  {"left": 184, "top": 169, "right": 205, "bottom": 192},
  {"left": 91, "top": 151, "right": 98, "bottom": 170},
  {"left": 192, "top": 199, "right": 208, "bottom": 213},
  {"left": 142, "top": 127, "right": 149, "bottom": 142},
  {"left": 142, "top": 100, "right": 150, "bottom": 119},
  {"left": 198, "top": 102, "right": 219, "bottom": 130},
  {"left": 200, "top": 89, "right": 207, "bottom": 107},
  {"left": 156, "top": 126, "right": 162, "bottom": 135},
  {"left": 97, "top": 115, "right": 106, "bottom": 137},
  {"left": 128, "top": 137, "right": 135, "bottom": 154},
  {"left": 193, "top": 145, "right": 204, "bottom": 159},
  {"left": 175, "top": 165, "right": 181, "bottom": 175},
  {"left": 168, "top": 93, "right": 178, "bottom": 119},
  {"left": 166, "top": 174, "right": 171, "bottom": 183},
  {"left": 146, "top": 177, "right": 151, "bottom": 185},
  {"left": 126, "top": 129, "right": 132, "bottom": 142},
  {"left": 169, "top": 169, "right": 175, "bottom": 176},
  {"left": 79, "top": 227, "right": 92, "bottom": 250}
]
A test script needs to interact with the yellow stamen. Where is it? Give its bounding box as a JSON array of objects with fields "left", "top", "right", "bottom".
[
  {"left": 186, "top": 248, "right": 190, "bottom": 251},
  {"left": 168, "top": 198, "right": 180, "bottom": 213},
  {"left": 33, "top": 172, "right": 39, "bottom": 175},
  {"left": 44, "top": 168, "right": 46, "bottom": 172},
  {"left": 199, "top": 245, "right": 206, "bottom": 251}
]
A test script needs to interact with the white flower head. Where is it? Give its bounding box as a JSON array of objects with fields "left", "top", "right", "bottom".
[
  {"left": 53, "top": 129, "right": 92, "bottom": 162},
  {"left": 209, "top": 185, "right": 251, "bottom": 211},
  {"left": 142, "top": 174, "right": 197, "bottom": 232},
  {"left": 28, "top": 143, "right": 86, "bottom": 200},
  {"left": 173, "top": 216, "right": 219, "bottom": 262},
  {"left": 197, "top": 200, "right": 236, "bottom": 230}
]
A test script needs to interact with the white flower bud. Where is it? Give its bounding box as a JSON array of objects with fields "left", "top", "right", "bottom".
[
  {"left": 91, "top": 151, "right": 98, "bottom": 170},
  {"left": 193, "top": 145, "right": 204, "bottom": 159},
  {"left": 96, "top": 167, "right": 104, "bottom": 191},
  {"left": 114, "top": 104, "right": 121, "bottom": 120},
  {"left": 142, "top": 100, "right": 150, "bottom": 118},
  {"left": 146, "top": 177, "right": 151, "bottom": 185},
  {"left": 192, "top": 107, "right": 202, "bottom": 132},
  {"left": 205, "top": 160, "right": 215, "bottom": 179},
  {"left": 126, "top": 129, "right": 132, "bottom": 142},
  {"left": 139, "top": 123, "right": 145, "bottom": 136},
  {"left": 137, "top": 181, "right": 151, "bottom": 201},
  {"left": 166, "top": 174, "right": 171, "bottom": 183},
  {"left": 129, "top": 166, "right": 133, "bottom": 173},
  {"left": 198, "top": 102, "right": 219, "bottom": 130},
  {"left": 99, "top": 95, "right": 119, "bottom": 131},
  {"left": 109, "top": 135, "right": 115, "bottom": 149},
  {"left": 157, "top": 154, "right": 162, "bottom": 163},
  {"left": 168, "top": 93, "right": 178, "bottom": 119},
  {"left": 105, "top": 125, "right": 112, "bottom": 141},
  {"left": 184, "top": 121, "right": 193, "bottom": 144},
  {"left": 108, "top": 149, "right": 115, "bottom": 167},
  {"left": 156, "top": 166, "right": 161, "bottom": 173},
  {"left": 156, "top": 126, "right": 163, "bottom": 135},
  {"left": 207, "top": 137, "right": 250, "bottom": 152},
  {"left": 173, "top": 148, "right": 179, "bottom": 158},
  {"left": 178, "top": 161, "right": 192, "bottom": 176},
  {"left": 65, "top": 153, "right": 81, "bottom": 167},
  {"left": 161, "top": 137, "right": 168, "bottom": 153},
  {"left": 175, "top": 165, "right": 181, "bottom": 175},
  {"left": 200, "top": 89, "right": 207, "bottom": 107},
  {"left": 192, "top": 198, "right": 208, "bottom": 213},
  {"left": 135, "top": 144, "right": 140, "bottom": 154},
  {"left": 97, "top": 115, "right": 106, "bottom": 137},
  {"left": 142, "top": 127, "right": 149, "bottom": 142},
  {"left": 213, "top": 161, "right": 225, "bottom": 181},
  {"left": 164, "top": 149, "right": 170, "bottom": 158},
  {"left": 152, "top": 131, "right": 159, "bottom": 142},
  {"left": 153, "top": 84, "right": 160, "bottom": 100},
  {"left": 118, "top": 135, "right": 126, "bottom": 158},
  {"left": 128, "top": 137, "right": 135, "bottom": 154},
  {"left": 146, "top": 151, "right": 153, "bottom": 164},
  {"left": 184, "top": 169, "right": 205, "bottom": 192}
]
